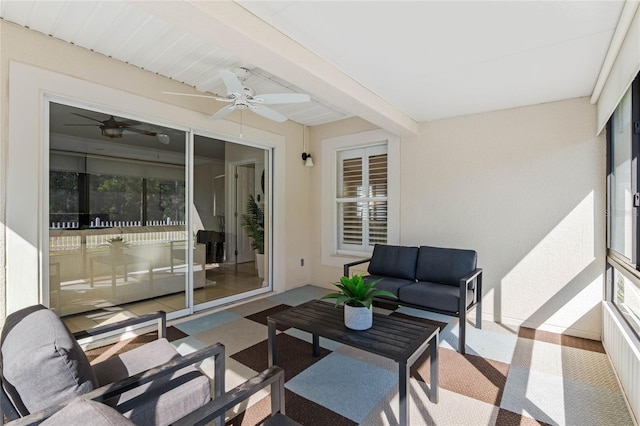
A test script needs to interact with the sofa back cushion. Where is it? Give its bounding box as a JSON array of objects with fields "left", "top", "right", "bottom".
[
  {"left": 416, "top": 246, "right": 477, "bottom": 285},
  {"left": 1, "top": 305, "right": 98, "bottom": 415},
  {"left": 367, "top": 244, "right": 419, "bottom": 280}
]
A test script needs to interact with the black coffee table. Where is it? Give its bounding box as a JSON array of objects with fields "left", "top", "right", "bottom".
[{"left": 267, "top": 299, "right": 439, "bottom": 426}]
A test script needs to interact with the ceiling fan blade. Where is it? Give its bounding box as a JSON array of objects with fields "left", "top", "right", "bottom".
[
  {"left": 124, "top": 127, "right": 157, "bottom": 137},
  {"left": 210, "top": 104, "right": 237, "bottom": 120},
  {"left": 71, "top": 113, "right": 104, "bottom": 123},
  {"left": 249, "top": 104, "right": 287, "bottom": 123},
  {"left": 118, "top": 120, "right": 141, "bottom": 127},
  {"left": 219, "top": 70, "right": 245, "bottom": 95},
  {"left": 121, "top": 127, "right": 170, "bottom": 144},
  {"left": 64, "top": 124, "right": 101, "bottom": 127},
  {"left": 255, "top": 93, "right": 311, "bottom": 105},
  {"left": 162, "top": 91, "right": 226, "bottom": 100}
]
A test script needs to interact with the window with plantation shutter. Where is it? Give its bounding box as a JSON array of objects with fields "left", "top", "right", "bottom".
[{"left": 337, "top": 144, "right": 387, "bottom": 253}]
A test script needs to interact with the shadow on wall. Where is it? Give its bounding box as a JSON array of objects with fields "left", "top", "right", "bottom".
[
  {"left": 494, "top": 190, "right": 603, "bottom": 339},
  {"left": 401, "top": 100, "right": 604, "bottom": 340}
]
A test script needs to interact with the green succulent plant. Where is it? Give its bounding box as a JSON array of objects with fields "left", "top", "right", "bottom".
[
  {"left": 105, "top": 236, "right": 129, "bottom": 249},
  {"left": 322, "top": 274, "right": 397, "bottom": 308}
]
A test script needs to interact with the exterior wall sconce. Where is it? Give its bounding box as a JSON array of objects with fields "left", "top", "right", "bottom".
[{"left": 302, "top": 152, "right": 314, "bottom": 167}]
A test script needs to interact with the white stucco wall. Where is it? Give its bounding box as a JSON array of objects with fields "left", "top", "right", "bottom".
[
  {"left": 402, "top": 98, "right": 605, "bottom": 339},
  {"left": 311, "top": 98, "right": 605, "bottom": 339}
]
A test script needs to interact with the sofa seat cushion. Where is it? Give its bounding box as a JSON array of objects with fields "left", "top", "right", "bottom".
[
  {"left": 368, "top": 244, "right": 419, "bottom": 281},
  {"left": 1, "top": 305, "right": 98, "bottom": 415},
  {"left": 416, "top": 246, "right": 477, "bottom": 285},
  {"left": 364, "top": 275, "right": 413, "bottom": 298},
  {"left": 399, "top": 282, "right": 475, "bottom": 313},
  {"left": 92, "top": 338, "right": 211, "bottom": 425}
]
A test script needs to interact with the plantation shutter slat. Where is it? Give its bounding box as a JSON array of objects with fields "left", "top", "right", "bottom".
[
  {"left": 341, "top": 157, "right": 362, "bottom": 198},
  {"left": 341, "top": 202, "right": 363, "bottom": 245},
  {"left": 369, "top": 153, "right": 387, "bottom": 197}
]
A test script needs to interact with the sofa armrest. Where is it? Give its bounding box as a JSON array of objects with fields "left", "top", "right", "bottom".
[
  {"left": 6, "top": 343, "right": 226, "bottom": 426},
  {"left": 458, "top": 268, "right": 483, "bottom": 314},
  {"left": 172, "top": 366, "right": 289, "bottom": 426},
  {"left": 460, "top": 268, "right": 483, "bottom": 290},
  {"left": 343, "top": 258, "right": 371, "bottom": 277},
  {"left": 73, "top": 311, "right": 167, "bottom": 341}
]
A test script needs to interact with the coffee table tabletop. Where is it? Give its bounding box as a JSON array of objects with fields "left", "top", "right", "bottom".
[{"left": 267, "top": 299, "right": 439, "bottom": 426}]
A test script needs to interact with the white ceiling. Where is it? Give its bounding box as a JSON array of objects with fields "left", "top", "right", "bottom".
[{"left": 0, "top": 0, "right": 625, "bottom": 135}]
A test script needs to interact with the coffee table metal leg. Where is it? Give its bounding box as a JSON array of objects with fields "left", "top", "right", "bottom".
[
  {"left": 268, "top": 319, "right": 277, "bottom": 366},
  {"left": 399, "top": 362, "right": 409, "bottom": 426},
  {"left": 312, "top": 333, "right": 320, "bottom": 357},
  {"left": 430, "top": 332, "right": 439, "bottom": 403}
]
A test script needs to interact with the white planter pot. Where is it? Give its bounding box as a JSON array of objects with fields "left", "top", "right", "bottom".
[
  {"left": 344, "top": 304, "right": 372, "bottom": 330},
  {"left": 255, "top": 252, "right": 265, "bottom": 279}
]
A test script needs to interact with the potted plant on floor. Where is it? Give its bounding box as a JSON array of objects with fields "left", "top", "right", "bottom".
[
  {"left": 105, "top": 236, "right": 129, "bottom": 261},
  {"left": 240, "top": 194, "right": 264, "bottom": 279},
  {"left": 322, "top": 274, "right": 397, "bottom": 330}
]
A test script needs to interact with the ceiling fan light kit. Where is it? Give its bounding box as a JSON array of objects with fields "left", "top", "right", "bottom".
[
  {"left": 101, "top": 127, "right": 123, "bottom": 138},
  {"left": 156, "top": 133, "right": 170, "bottom": 145}
]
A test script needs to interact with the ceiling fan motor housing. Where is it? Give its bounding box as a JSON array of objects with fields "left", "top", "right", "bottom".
[
  {"left": 242, "top": 86, "right": 255, "bottom": 97},
  {"left": 233, "top": 67, "right": 251, "bottom": 81}
]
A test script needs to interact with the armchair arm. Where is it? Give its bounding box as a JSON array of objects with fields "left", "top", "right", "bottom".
[
  {"left": 73, "top": 311, "right": 167, "bottom": 341},
  {"left": 7, "top": 343, "right": 226, "bottom": 426},
  {"left": 172, "top": 366, "right": 287, "bottom": 426},
  {"left": 343, "top": 258, "right": 371, "bottom": 277}
]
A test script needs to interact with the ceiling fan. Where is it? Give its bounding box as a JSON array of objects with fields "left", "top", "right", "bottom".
[
  {"left": 163, "top": 68, "right": 311, "bottom": 123},
  {"left": 65, "top": 113, "right": 170, "bottom": 144}
]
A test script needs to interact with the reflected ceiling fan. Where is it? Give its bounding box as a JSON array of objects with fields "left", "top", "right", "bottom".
[
  {"left": 163, "top": 68, "right": 310, "bottom": 122},
  {"left": 65, "top": 113, "right": 170, "bottom": 144}
]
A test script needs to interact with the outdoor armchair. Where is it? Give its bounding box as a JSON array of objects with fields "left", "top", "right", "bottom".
[
  {"left": 0, "top": 305, "right": 225, "bottom": 426},
  {"left": 6, "top": 366, "right": 297, "bottom": 426}
]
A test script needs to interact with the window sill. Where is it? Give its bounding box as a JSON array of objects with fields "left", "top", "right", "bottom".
[{"left": 321, "top": 253, "right": 370, "bottom": 269}]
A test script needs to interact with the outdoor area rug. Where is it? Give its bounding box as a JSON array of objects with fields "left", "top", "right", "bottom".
[{"left": 85, "top": 285, "right": 634, "bottom": 426}]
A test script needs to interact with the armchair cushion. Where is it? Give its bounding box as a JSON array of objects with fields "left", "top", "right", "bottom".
[
  {"left": 415, "top": 246, "right": 477, "bottom": 285},
  {"left": 1, "top": 305, "right": 97, "bottom": 415},
  {"left": 92, "top": 338, "right": 178, "bottom": 385},
  {"left": 367, "top": 244, "right": 419, "bottom": 281},
  {"left": 41, "top": 397, "right": 134, "bottom": 426},
  {"left": 91, "top": 338, "right": 210, "bottom": 425}
]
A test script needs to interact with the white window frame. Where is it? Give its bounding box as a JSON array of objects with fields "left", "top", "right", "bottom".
[{"left": 321, "top": 129, "right": 400, "bottom": 268}]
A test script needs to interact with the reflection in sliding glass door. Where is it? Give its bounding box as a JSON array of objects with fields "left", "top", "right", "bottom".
[
  {"left": 193, "top": 135, "right": 270, "bottom": 307},
  {"left": 48, "top": 102, "right": 188, "bottom": 330},
  {"left": 48, "top": 102, "right": 271, "bottom": 330}
]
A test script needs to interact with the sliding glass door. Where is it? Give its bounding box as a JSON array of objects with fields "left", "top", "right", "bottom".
[{"left": 48, "top": 101, "right": 271, "bottom": 328}]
